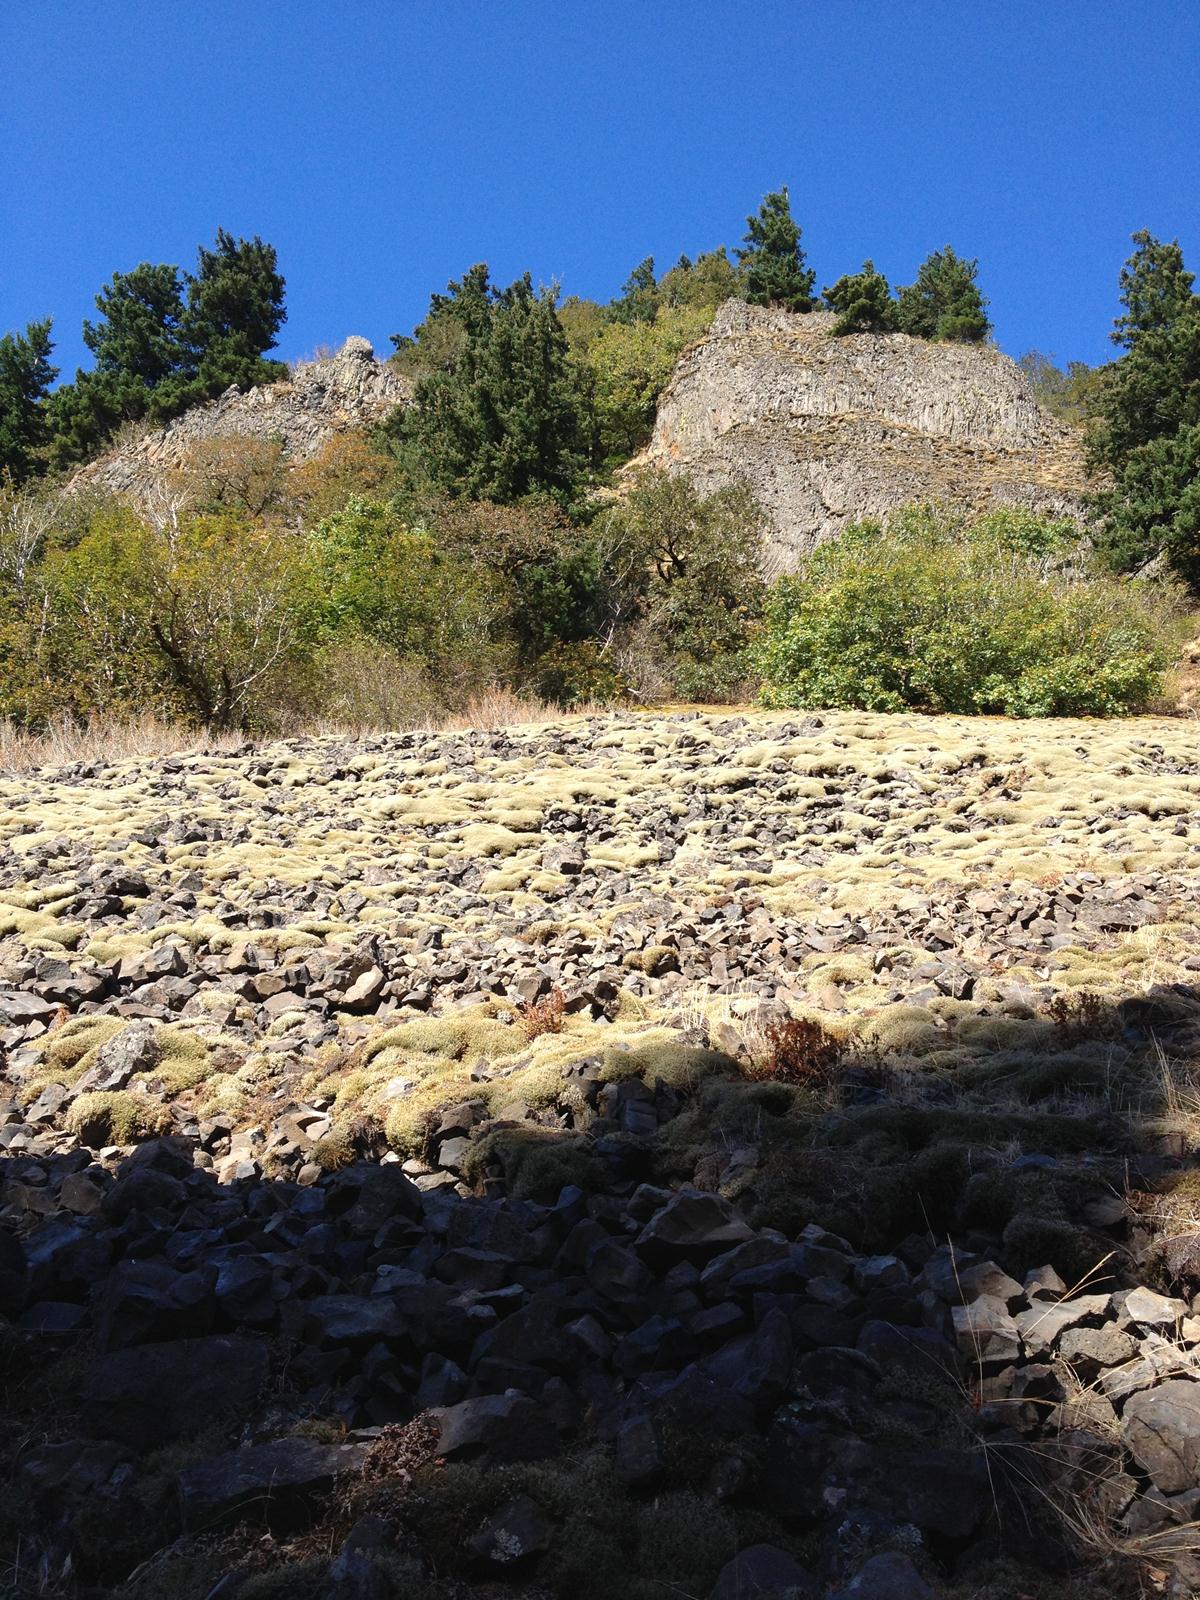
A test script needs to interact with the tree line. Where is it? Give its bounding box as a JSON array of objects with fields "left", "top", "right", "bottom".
[
  {"left": 1, "top": 190, "right": 991, "bottom": 492},
  {"left": 0, "top": 193, "right": 1195, "bottom": 742}
]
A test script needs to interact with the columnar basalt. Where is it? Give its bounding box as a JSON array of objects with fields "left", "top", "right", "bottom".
[{"left": 644, "top": 301, "right": 1090, "bottom": 572}]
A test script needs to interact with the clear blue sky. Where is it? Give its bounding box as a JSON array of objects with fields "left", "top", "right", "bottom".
[{"left": 3, "top": 0, "right": 1197, "bottom": 381}]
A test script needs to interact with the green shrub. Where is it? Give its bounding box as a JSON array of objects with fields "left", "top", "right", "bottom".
[{"left": 754, "top": 505, "right": 1184, "bottom": 716}]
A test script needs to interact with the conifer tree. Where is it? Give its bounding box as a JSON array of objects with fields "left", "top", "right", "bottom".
[
  {"left": 176, "top": 229, "right": 287, "bottom": 403},
  {"left": 736, "top": 188, "right": 816, "bottom": 313},
  {"left": 610, "top": 257, "right": 659, "bottom": 324},
  {"left": 896, "top": 247, "right": 990, "bottom": 342},
  {"left": 398, "top": 267, "right": 594, "bottom": 503},
  {"left": 823, "top": 260, "right": 898, "bottom": 334},
  {"left": 0, "top": 319, "right": 56, "bottom": 483},
  {"left": 1092, "top": 231, "right": 1200, "bottom": 583}
]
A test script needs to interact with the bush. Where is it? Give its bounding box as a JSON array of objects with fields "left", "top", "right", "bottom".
[
  {"left": 594, "top": 468, "right": 766, "bottom": 701},
  {"left": 583, "top": 303, "right": 715, "bottom": 460},
  {"left": 754, "top": 505, "right": 1184, "bottom": 716}
]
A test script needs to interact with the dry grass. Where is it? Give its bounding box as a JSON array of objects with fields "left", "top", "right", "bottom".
[
  {"left": 0, "top": 713, "right": 245, "bottom": 774},
  {"left": 0, "top": 689, "right": 616, "bottom": 776}
]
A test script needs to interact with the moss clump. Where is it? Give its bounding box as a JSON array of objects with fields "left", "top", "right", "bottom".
[
  {"left": 66, "top": 1090, "right": 164, "bottom": 1146},
  {"left": 364, "top": 1006, "right": 518, "bottom": 1066},
  {"left": 463, "top": 1126, "right": 607, "bottom": 1200},
  {"left": 861, "top": 1004, "right": 944, "bottom": 1057},
  {"left": 1002, "top": 1209, "right": 1104, "bottom": 1282},
  {"left": 599, "top": 1043, "right": 737, "bottom": 1091},
  {"left": 621, "top": 944, "right": 676, "bottom": 975},
  {"left": 152, "top": 1026, "right": 215, "bottom": 1092},
  {"left": 311, "top": 1125, "right": 357, "bottom": 1171},
  {"left": 38, "top": 1014, "right": 126, "bottom": 1076}
]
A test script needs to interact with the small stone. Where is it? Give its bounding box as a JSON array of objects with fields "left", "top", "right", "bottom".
[
  {"left": 845, "top": 1552, "right": 936, "bottom": 1598},
  {"left": 1059, "top": 1324, "right": 1138, "bottom": 1369},
  {"left": 1023, "top": 1264, "right": 1067, "bottom": 1302},
  {"left": 709, "top": 1544, "right": 819, "bottom": 1599},
  {"left": 1123, "top": 1286, "right": 1189, "bottom": 1328},
  {"left": 952, "top": 1295, "right": 1021, "bottom": 1366},
  {"left": 468, "top": 1494, "right": 554, "bottom": 1567},
  {"left": 1123, "top": 1379, "right": 1200, "bottom": 1494}
]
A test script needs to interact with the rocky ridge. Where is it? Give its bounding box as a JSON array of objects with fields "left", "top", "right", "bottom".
[
  {"left": 4, "top": 711, "right": 1200, "bottom": 1597},
  {"left": 69, "top": 337, "right": 410, "bottom": 500},
  {"left": 644, "top": 302, "right": 1091, "bottom": 572}
]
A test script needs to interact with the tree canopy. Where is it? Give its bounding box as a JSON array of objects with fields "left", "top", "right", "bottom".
[
  {"left": 896, "top": 247, "right": 990, "bottom": 342},
  {"left": 391, "top": 266, "right": 596, "bottom": 504},
  {"left": 0, "top": 319, "right": 57, "bottom": 483},
  {"left": 1091, "top": 231, "right": 1200, "bottom": 584},
  {"left": 736, "top": 187, "right": 816, "bottom": 313},
  {"left": 823, "top": 260, "right": 898, "bottom": 335},
  {"left": 47, "top": 230, "right": 286, "bottom": 468}
]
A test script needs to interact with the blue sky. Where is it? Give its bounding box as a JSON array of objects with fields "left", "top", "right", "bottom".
[{"left": 3, "top": 1, "right": 1198, "bottom": 380}]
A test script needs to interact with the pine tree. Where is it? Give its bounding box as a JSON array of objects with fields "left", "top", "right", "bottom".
[
  {"left": 46, "top": 230, "right": 287, "bottom": 467},
  {"left": 1092, "top": 232, "right": 1200, "bottom": 583},
  {"left": 896, "top": 247, "right": 990, "bottom": 342},
  {"left": 823, "top": 260, "right": 898, "bottom": 335},
  {"left": 1113, "top": 230, "right": 1196, "bottom": 349},
  {"left": 0, "top": 319, "right": 57, "bottom": 483},
  {"left": 83, "top": 262, "right": 186, "bottom": 386},
  {"left": 609, "top": 258, "right": 659, "bottom": 324},
  {"left": 177, "top": 228, "right": 287, "bottom": 403},
  {"left": 398, "top": 268, "right": 595, "bottom": 503},
  {"left": 736, "top": 188, "right": 816, "bottom": 313}
]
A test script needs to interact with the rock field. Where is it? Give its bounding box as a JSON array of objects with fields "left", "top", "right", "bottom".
[{"left": 6, "top": 709, "right": 1200, "bottom": 1598}]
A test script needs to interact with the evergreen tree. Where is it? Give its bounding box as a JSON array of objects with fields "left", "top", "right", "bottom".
[
  {"left": 823, "top": 260, "right": 898, "bottom": 334},
  {"left": 736, "top": 188, "right": 816, "bottom": 312},
  {"left": 609, "top": 258, "right": 659, "bottom": 324},
  {"left": 47, "top": 231, "right": 286, "bottom": 467},
  {"left": 83, "top": 262, "right": 186, "bottom": 386},
  {"left": 1092, "top": 232, "right": 1200, "bottom": 583},
  {"left": 0, "top": 319, "right": 57, "bottom": 483},
  {"left": 397, "top": 267, "right": 595, "bottom": 503},
  {"left": 175, "top": 229, "right": 287, "bottom": 404},
  {"left": 1113, "top": 230, "right": 1195, "bottom": 348},
  {"left": 896, "top": 247, "right": 990, "bottom": 342}
]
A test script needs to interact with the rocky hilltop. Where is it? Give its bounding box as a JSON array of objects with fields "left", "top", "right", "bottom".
[
  {"left": 71, "top": 336, "right": 411, "bottom": 500},
  {"left": 644, "top": 302, "right": 1091, "bottom": 571}
]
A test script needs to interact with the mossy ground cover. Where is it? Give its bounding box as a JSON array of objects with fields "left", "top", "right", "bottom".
[{"left": 1, "top": 711, "right": 1198, "bottom": 1599}]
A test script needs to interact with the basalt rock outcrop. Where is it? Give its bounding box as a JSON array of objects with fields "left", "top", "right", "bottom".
[
  {"left": 644, "top": 302, "right": 1091, "bottom": 572},
  {"left": 70, "top": 336, "right": 410, "bottom": 501}
]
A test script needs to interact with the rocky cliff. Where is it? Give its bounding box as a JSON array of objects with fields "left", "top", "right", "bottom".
[
  {"left": 644, "top": 301, "right": 1090, "bottom": 572},
  {"left": 71, "top": 336, "right": 410, "bottom": 499}
]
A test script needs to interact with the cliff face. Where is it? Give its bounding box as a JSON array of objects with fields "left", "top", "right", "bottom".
[
  {"left": 71, "top": 337, "right": 410, "bottom": 499},
  {"left": 643, "top": 301, "right": 1090, "bottom": 572}
]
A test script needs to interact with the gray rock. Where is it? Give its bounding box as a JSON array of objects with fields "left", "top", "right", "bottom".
[
  {"left": 1058, "top": 1324, "right": 1138, "bottom": 1369},
  {"left": 178, "top": 1437, "right": 367, "bottom": 1533},
  {"left": 468, "top": 1493, "right": 555, "bottom": 1567},
  {"left": 710, "top": 1544, "right": 818, "bottom": 1599},
  {"left": 951, "top": 1295, "right": 1020, "bottom": 1366},
  {"left": 636, "top": 1189, "right": 755, "bottom": 1266},
  {"left": 843, "top": 1552, "right": 936, "bottom": 1598},
  {"left": 1123, "top": 1286, "right": 1189, "bottom": 1329},
  {"left": 1015, "top": 1293, "right": 1111, "bottom": 1355},
  {"left": 81, "top": 1335, "right": 269, "bottom": 1448},
  {"left": 1124, "top": 1380, "right": 1200, "bottom": 1494},
  {"left": 74, "top": 1020, "right": 160, "bottom": 1093},
  {"left": 436, "top": 1393, "right": 556, "bottom": 1461}
]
